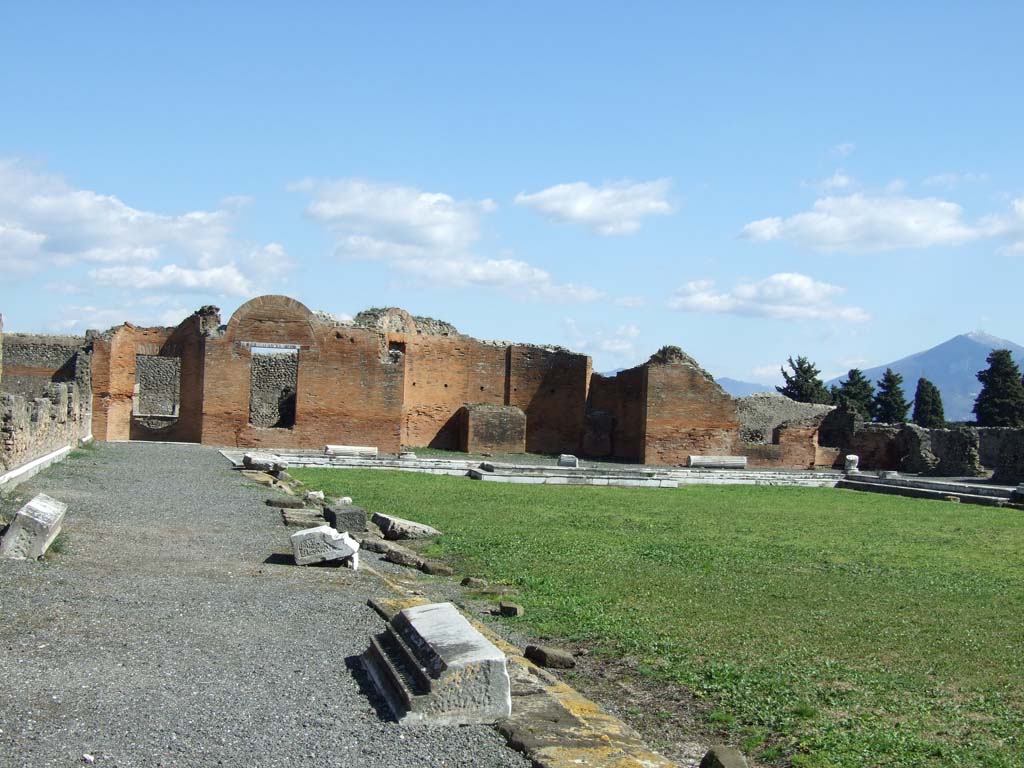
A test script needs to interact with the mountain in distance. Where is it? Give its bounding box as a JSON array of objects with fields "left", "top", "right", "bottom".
[
  {"left": 717, "top": 377, "right": 775, "bottom": 397},
  {"left": 826, "top": 331, "right": 1024, "bottom": 422}
]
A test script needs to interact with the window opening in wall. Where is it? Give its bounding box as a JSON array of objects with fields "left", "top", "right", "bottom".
[
  {"left": 248, "top": 345, "right": 299, "bottom": 429},
  {"left": 387, "top": 340, "right": 406, "bottom": 364},
  {"left": 133, "top": 355, "right": 181, "bottom": 416}
]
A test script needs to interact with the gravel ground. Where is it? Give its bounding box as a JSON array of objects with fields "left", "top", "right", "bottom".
[{"left": 0, "top": 442, "right": 530, "bottom": 768}]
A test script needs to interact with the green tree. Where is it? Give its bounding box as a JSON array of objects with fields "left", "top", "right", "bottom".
[
  {"left": 871, "top": 368, "right": 910, "bottom": 423},
  {"left": 912, "top": 377, "right": 945, "bottom": 428},
  {"left": 830, "top": 368, "right": 875, "bottom": 419},
  {"left": 973, "top": 349, "right": 1024, "bottom": 427},
  {"left": 777, "top": 356, "right": 830, "bottom": 404}
]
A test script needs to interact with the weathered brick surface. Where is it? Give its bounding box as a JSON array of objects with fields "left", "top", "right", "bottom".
[
  {"left": 459, "top": 404, "right": 526, "bottom": 454},
  {"left": 586, "top": 368, "right": 646, "bottom": 460},
  {"left": 642, "top": 353, "right": 739, "bottom": 465}
]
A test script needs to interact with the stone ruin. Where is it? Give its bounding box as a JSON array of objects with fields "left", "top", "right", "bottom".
[{"left": 3, "top": 296, "right": 1024, "bottom": 478}]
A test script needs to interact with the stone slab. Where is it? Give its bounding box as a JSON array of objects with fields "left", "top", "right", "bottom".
[
  {"left": 324, "top": 504, "right": 368, "bottom": 533},
  {"left": 557, "top": 454, "right": 579, "bottom": 468},
  {"left": 687, "top": 455, "right": 748, "bottom": 469},
  {"left": 289, "top": 524, "right": 359, "bottom": 568},
  {"left": 371, "top": 512, "right": 440, "bottom": 540},
  {"left": 0, "top": 493, "right": 67, "bottom": 560},
  {"left": 324, "top": 444, "right": 378, "bottom": 458},
  {"left": 242, "top": 452, "right": 287, "bottom": 473}
]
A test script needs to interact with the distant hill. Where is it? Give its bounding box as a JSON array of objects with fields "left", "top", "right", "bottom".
[
  {"left": 717, "top": 377, "right": 775, "bottom": 397},
  {"left": 826, "top": 332, "right": 1024, "bottom": 422}
]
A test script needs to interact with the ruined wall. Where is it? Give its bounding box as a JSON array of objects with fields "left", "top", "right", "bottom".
[
  {"left": 1, "top": 383, "right": 90, "bottom": 474},
  {"left": 737, "top": 393, "right": 835, "bottom": 444},
  {"left": 507, "top": 345, "right": 590, "bottom": 455},
  {"left": 135, "top": 355, "right": 181, "bottom": 415},
  {"left": 249, "top": 352, "right": 298, "bottom": 428},
  {"left": 402, "top": 327, "right": 509, "bottom": 450},
  {"left": 91, "top": 326, "right": 175, "bottom": 441},
  {"left": 585, "top": 368, "right": 646, "bottom": 460},
  {"left": 992, "top": 431, "right": 1024, "bottom": 485},
  {"left": 459, "top": 404, "right": 527, "bottom": 454},
  {"left": 642, "top": 348, "right": 738, "bottom": 465},
  {"left": 199, "top": 296, "right": 404, "bottom": 451},
  {"left": 978, "top": 428, "right": 1015, "bottom": 469},
  {"left": 927, "top": 427, "right": 984, "bottom": 476},
  {"left": 1, "top": 333, "right": 88, "bottom": 400}
]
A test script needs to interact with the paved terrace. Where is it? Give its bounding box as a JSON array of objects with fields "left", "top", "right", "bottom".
[{"left": 0, "top": 443, "right": 531, "bottom": 768}]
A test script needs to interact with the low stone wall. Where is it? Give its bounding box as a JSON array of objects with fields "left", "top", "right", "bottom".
[
  {"left": 459, "top": 404, "right": 526, "bottom": 454},
  {"left": 978, "top": 428, "right": 1016, "bottom": 469},
  {"left": 1, "top": 332, "right": 90, "bottom": 400},
  {"left": 737, "top": 393, "right": 834, "bottom": 444},
  {"left": 1, "top": 383, "right": 91, "bottom": 475},
  {"left": 992, "top": 431, "right": 1024, "bottom": 485}
]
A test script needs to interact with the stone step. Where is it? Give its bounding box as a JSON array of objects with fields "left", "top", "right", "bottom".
[
  {"left": 361, "top": 602, "right": 511, "bottom": 726},
  {"left": 362, "top": 637, "right": 430, "bottom": 719},
  {"left": 848, "top": 474, "right": 1014, "bottom": 499},
  {"left": 836, "top": 478, "right": 1009, "bottom": 507}
]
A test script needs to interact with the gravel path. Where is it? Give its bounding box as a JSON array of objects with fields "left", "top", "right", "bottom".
[{"left": 0, "top": 442, "right": 530, "bottom": 768}]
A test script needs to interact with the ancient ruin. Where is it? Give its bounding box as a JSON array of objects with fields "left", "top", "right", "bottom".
[{"left": 2, "top": 295, "right": 1024, "bottom": 483}]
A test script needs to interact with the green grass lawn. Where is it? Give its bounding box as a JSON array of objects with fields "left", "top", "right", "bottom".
[{"left": 292, "top": 468, "right": 1024, "bottom": 767}]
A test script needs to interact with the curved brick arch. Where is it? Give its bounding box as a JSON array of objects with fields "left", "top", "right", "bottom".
[{"left": 224, "top": 295, "right": 317, "bottom": 348}]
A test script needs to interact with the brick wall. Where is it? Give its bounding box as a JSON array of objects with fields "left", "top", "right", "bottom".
[
  {"left": 1, "top": 333, "right": 87, "bottom": 400},
  {"left": 585, "top": 368, "right": 646, "bottom": 460},
  {"left": 642, "top": 351, "right": 739, "bottom": 465},
  {"left": 507, "top": 345, "right": 589, "bottom": 455}
]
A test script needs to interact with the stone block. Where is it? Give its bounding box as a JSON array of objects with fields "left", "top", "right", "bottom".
[
  {"left": 557, "top": 454, "right": 579, "bottom": 468},
  {"left": 361, "top": 601, "right": 512, "bottom": 725},
  {"left": 371, "top": 512, "right": 441, "bottom": 540},
  {"left": 498, "top": 601, "right": 524, "bottom": 617},
  {"left": 687, "top": 455, "right": 747, "bottom": 469},
  {"left": 324, "top": 444, "right": 378, "bottom": 458},
  {"left": 281, "top": 508, "right": 326, "bottom": 529},
  {"left": 700, "top": 745, "right": 749, "bottom": 768},
  {"left": 303, "top": 490, "right": 325, "bottom": 503},
  {"left": 289, "top": 524, "right": 359, "bottom": 568},
  {"left": 324, "top": 503, "right": 368, "bottom": 533},
  {"left": 243, "top": 452, "right": 287, "bottom": 473},
  {"left": 383, "top": 546, "right": 425, "bottom": 569},
  {"left": 524, "top": 644, "right": 575, "bottom": 669},
  {"left": 0, "top": 494, "right": 67, "bottom": 560}
]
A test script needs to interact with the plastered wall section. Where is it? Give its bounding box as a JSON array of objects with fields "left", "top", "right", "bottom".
[{"left": 642, "top": 363, "right": 739, "bottom": 465}]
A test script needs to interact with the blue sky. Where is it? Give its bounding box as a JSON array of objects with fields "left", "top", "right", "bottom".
[{"left": 2, "top": 3, "right": 1022, "bottom": 383}]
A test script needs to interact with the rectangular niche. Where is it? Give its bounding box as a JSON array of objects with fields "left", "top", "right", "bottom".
[
  {"left": 134, "top": 355, "right": 181, "bottom": 416},
  {"left": 248, "top": 346, "right": 299, "bottom": 429}
]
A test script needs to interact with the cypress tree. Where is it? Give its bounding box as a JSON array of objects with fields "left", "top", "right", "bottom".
[
  {"left": 872, "top": 368, "right": 910, "bottom": 423},
  {"left": 912, "top": 377, "right": 945, "bottom": 428},
  {"left": 777, "top": 356, "right": 830, "bottom": 404},
  {"left": 973, "top": 349, "right": 1024, "bottom": 427},
  {"left": 830, "top": 368, "right": 875, "bottom": 419}
]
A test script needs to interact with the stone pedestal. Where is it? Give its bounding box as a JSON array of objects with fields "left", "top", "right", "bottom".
[
  {"left": 844, "top": 454, "right": 860, "bottom": 472},
  {"left": 0, "top": 494, "right": 67, "bottom": 560},
  {"left": 361, "top": 602, "right": 511, "bottom": 725},
  {"left": 557, "top": 454, "right": 580, "bottom": 468}
]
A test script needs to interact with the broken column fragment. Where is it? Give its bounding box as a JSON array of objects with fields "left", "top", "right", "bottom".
[
  {"left": 243, "top": 452, "right": 287, "bottom": 473},
  {"left": 361, "top": 601, "right": 511, "bottom": 726},
  {"left": 290, "top": 524, "right": 359, "bottom": 569},
  {"left": 0, "top": 494, "right": 67, "bottom": 560},
  {"left": 371, "top": 512, "right": 440, "bottom": 540}
]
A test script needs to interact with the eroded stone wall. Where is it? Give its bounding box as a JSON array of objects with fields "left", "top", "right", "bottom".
[
  {"left": 135, "top": 355, "right": 181, "bottom": 415},
  {"left": 738, "top": 393, "right": 835, "bottom": 444},
  {"left": 1, "top": 333, "right": 88, "bottom": 400},
  {"left": 249, "top": 352, "right": 298, "bottom": 428},
  {"left": 1, "top": 383, "right": 90, "bottom": 474}
]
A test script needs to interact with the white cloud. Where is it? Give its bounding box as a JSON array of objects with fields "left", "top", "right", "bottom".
[
  {"left": 564, "top": 319, "right": 642, "bottom": 362},
  {"left": 740, "top": 194, "right": 980, "bottom": 252},
  {"left": 614, "top": 295, "right": 648, "bottom": 308},
  {"left": 89, "top": 264, "right": 252, "bottom": 296},
  {"left": 667, "top": 272, "right": 869, "bottom": 323},
  {"left": 922, "top": 172, "right": 988, "bottom": 190},
  {"left": 295, "top": 177, "right": 601, "bottom": 303},
  {"left": 819, "top": 171, "right": 853, "bottom": 191},
  {"left": 835, "top": 143, "right": 856, "bottom": 157},
  {"left": 0, "top": 158, "right": 286, "bottom": 296},
  {"left": 515, "top": 179, "right": 673, "bottom": 235}
]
